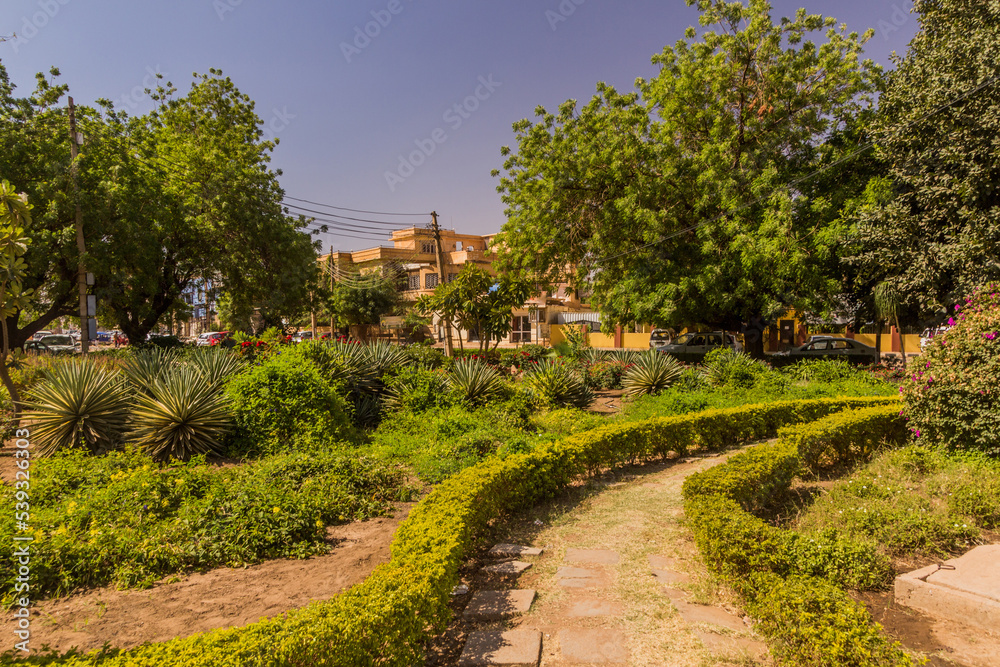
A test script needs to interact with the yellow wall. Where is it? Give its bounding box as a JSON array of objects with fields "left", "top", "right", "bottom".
[
  {"left": 550, "top": 324, "right": 566, "bottom": 345},
  {"left": 588, "top": 332, "right": 615, "bottom": 348},
  {"left": 622, "top": 333, "right": 651, "bottom": 349}
]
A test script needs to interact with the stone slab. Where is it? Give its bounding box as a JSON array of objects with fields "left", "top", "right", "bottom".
[
  {"left": 652, "top": 569, "right": 691, "bottom": 585},
  {"left": 458, "top": 629, "right": 543, "bottom": 666},
  {"left": 648, "top": 555, "right": 681, "bottom": 570},
  {"left": 558, "top": 628, "right": 628, "bottom": 664},
  {"left": 567, "top": 598, "right": 623, "bottom": 617},
  {"left": 896, "top": 546, "right": 1000, "bottom": 632},
  {"left": 483, "top": 560, "right": 533, "bottom": 576},
  {"left": 673, "top": 601, "right": 746, "bottom": 632},
  {"left": 489, "top": 544, "right": 543, "bottom": 558},
  {"left": 565, "top": 548, "right": 620, "bottom": 565},
  {"left": 662, "top": 586, "right": 689, "bottom": 601},
  {"left": 555, "top": 566, "right": 605, "bottom": 589},
  {"left": 693, "top": 630, "right": 768, "bottom": 660},
  {"left": 464, "top": 590, "right": 536, "bottom": 621}
]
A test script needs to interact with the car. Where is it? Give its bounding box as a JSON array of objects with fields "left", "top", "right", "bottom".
[
  {"left": 96, "top": 331, "right": 113, "bottom": 343},
  {"left": 292, "top": 331, "right": 314, "bottom": 343},
  {"left": 774, "top": 337, "right": 878, "bottom": 366},
  {"left": 26, "top": 334, "right": 79, "bottom": 355},
  {"left": 31, "top": 330, "right": 53, "bottom": 341},
  {"left": 196, "top": 332, "right": 231, "bottom": 347},
  {"left": 648, "top": 329, "right": 673, "bottom": 350},
  {"left": 920, "top": 326, "right": 950, "bottom": 350},
  {"left": 657, "top": 331, "right": 743, "bottom": 363}
]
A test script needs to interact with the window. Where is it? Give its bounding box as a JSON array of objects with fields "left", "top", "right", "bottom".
[
  {"left": 807, "top": 341, "right": 830, "bottom": 351},
  {"left": 421, "top": 242, "right": 435, "bottom": 254},
  {"left": 690, "top": 335, "right": 707, "bottom": 346},
  {"left": 448, "top": 273, "right": 459, "bottom": 283},
  {"left": 512, "top": 315, "right": 531, "bottom": 343},
  {"left": 425, "top": 273, "right": 439, "bottom": 289},
  {"left": 407, "top": 274, "right": 420, "bottom": 291},
  {"left": 831, "top": 340, "right": 852, "bottom": 349}
]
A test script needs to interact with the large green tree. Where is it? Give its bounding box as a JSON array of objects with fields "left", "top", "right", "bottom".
[
  {"left": 0, "top": 64, "right": 319, "bottom": 346},
  {"left": 848, "top": 0, "right": 1000, "bottom": 318},
  {"left": 328, "top": 270, "right": 403, "bottom": 340},
  {"left": 493, "top": 0, "right": 880, "bottom": 355}
]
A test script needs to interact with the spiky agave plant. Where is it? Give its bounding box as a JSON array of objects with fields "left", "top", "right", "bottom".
[
  {"left": 702, "top": 349, "right": 768, "bottom": 388},
  {"left": 522, "top": 359, "right": 593, "bottom": 409},
  {"left": 605, "top": 349, "right": 642, "bottom": 366},
  {"left": 120, "top": 347, "right": 178, "bottom": 395},
  {"left": 362, "top": 340, "right": 411, "bottom": 378},
  {"left": 130, "top": 366, "right": 232, "bottom": 461},
  {"left": 622, "top": 352, "right": 684, "bottom": 397},
  {"left": 448, "top": 359, "right": 504, "bottom": 406},
  {"left": 25, "top": 360, "right": 131, "bottom": 457},
  {"left": 187, "top": 348, "right": 247, "bottom": 392}
]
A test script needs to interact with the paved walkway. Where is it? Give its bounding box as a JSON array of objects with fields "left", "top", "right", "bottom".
[{"left": 433, "top": 453, "right": 771, "bottom": 666}]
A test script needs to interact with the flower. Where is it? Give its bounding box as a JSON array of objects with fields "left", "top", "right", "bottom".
[{"left": 948, "top": 317, "right": 956, "bottom": 326}]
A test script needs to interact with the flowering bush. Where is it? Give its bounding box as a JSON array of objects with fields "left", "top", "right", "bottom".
[{"left": 902, "top": 285, "right": 1000, "bottom": 455}]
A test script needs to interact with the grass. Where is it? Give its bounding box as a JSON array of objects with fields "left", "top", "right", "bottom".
[{"left": 793, "top": 445, "right": 1000, "bottom": 559}]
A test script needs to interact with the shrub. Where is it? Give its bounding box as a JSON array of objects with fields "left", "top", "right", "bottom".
[
  {"left": 24, "top": 360, "right": 130, "bottom": 457},
  {"left": 702, "top": 348, "right": 773, "bottom": 389},
  {"left": 402, "top": 342, "right": 449, "bottom": 369},
  {"left": 120, "top": 347, "right": 178, "bottom": 395},
  {"left": 902, "top": 285, "right": 1000, "bottom": 454},
  {"left": 223, "top": 353, "right": 352, "bottom": 456},
  {"left": 447, "top": 359, "right": 504, "bottom": 406},
  {"left": 187, "top": 348, "right": 247, "bottom": 392},
  {"left": 584, "top": 359, "right": 629, "bottom": 390},
  {"left": 522, "top": 358, "right": 593, "bottom": 409},
  {"left": 383, "top": 366, "right": 451, "bottom": 413},
  {"left": 622, "top": 351, "right": 683, "bottom": 397},
  {"left": 131, "top": 367, "right": 232, "bottom": 461}
]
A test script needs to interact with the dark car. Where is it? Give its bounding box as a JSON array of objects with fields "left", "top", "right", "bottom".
[
  {"left": 776, "top": 337, "right": 878, "bottom": 365},
  {"left": 657, "top": 331, "right": 743, "bottom": 363},
  {"left": 25, "top": 335, "right": 79, "bottom": 355}
]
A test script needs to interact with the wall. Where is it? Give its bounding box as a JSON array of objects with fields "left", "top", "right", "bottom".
[{"left": 622, "top": 333, "right": 651, "bottom": 349}]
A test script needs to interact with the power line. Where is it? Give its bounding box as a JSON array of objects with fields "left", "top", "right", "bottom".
[
  {"left": 591, "top": 73, "right": 1000, "bottom": 267},
  {"left": 283, "top": 195, "right": 428, "bottom": 217},
  {"left": 281, "top": 202, "right": 422, "bottom": 227}
]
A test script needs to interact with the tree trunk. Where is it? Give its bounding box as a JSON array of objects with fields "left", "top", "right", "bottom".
[
  {"left": 0, "top": 320, "right": 20, "bottom": 428},
  {"left": 875, "top": 320, "right": 883, "bottom": 363},
  {"left": 896, "top": 316, "right": 907, "bottom": 369}
]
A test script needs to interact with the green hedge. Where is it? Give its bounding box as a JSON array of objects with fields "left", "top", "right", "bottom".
[
  {"left": 683, "top": 404, "right": 913, "bottom": 667},
  {"left": 11, "top": 396, "right": 895, "bottom": 667}
]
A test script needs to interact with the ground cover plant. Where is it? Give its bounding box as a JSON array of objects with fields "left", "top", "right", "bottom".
[
  {"left": 0, "top": 447, "right": 410, "bottom": 603},
  {"left": 794, "top": 445, "right": 1000, "bottom": 558}
]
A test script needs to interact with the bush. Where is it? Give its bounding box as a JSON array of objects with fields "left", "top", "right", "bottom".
[
  {"left": 447, "top": 359, "right": 505, "bottom": 406},
  {"left": 584, "top": 359, "right": 629, "bottom": 390},
  {"left": 522, "top": 358, "right": 593, "bottom": 409},
  {"left": 223, "top": 353, "right": 352, "bottom": 456},
  {"left": 703, "top": 348, "right": 774, "bottom": 388},
  {"left": 383, "top": 366, "right": 451, "bottom": 413},
  {"left": 902, "top": 285, "right": 1000, "bottom": 454},
  {"left": 621, "top": 351, "right": 683, "bottom": 397},
  {"left": 402, "top": 342, "right": 449, "bottom": 369},
  {"left": 24, "top": 360, "right": 130, "bottom": 457}
]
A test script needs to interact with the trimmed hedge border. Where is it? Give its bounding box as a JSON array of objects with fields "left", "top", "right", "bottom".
[
  {"left": 11, "top": 397, "right": 896, "bottom": 667},
  {"left": 683, "top": 404, "right": 913, "bottom": 666}
]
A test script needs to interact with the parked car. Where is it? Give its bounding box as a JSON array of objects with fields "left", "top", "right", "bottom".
[
  {"left": 774, "top": 337, "right": 878, "bottom": 365},
  {"left": 31, "top": 330, "right": 53, "bottom": 341},
  {"left": 197, "top": 331, "right": 232, "bottom": 347},
  {"left": 96, "top": 331, "right": 113, "bottom": 343},
  {"left": 292, "top": 331, "right": 314, "bottom": 343},
  {"left": 657, "top": 331, "right": 743, "bottom": 363},
  {"left": 25, "top": 334, "right": 79, "bottom": 355},
  {"left": 648, "top": 329, "right": 673, "bottom": 350}
]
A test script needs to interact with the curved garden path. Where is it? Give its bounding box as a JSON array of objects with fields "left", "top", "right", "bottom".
[{"left": 428, "top": 451, "right": 771, "bottom": 667}]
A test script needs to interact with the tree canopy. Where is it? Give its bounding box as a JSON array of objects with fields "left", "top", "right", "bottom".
[
  {"left": 328, "top": 270, "right": 403, "bottom": 339},
  {"left": 0, "top": 64, "right": 320, "bottom": 345},
  {"left": 492, "top": 0, "right": 880, "bottom": 354},
  {"left": 847, "top": 0, "right": 1000, "bottom": 320}
]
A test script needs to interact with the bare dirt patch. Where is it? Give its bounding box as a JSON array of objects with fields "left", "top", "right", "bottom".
[
  {"left": 0, "top": 503, "right": 413, "bottom": 654},
  {"left": 588, "top": 389, "right": 624, "bottom": 415}
]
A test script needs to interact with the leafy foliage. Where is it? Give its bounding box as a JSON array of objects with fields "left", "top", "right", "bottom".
[
  {"left": 902, "top": 286, "right": 1000, "bottom": 454},
  {"left": 522, "top": 358, "right": 593, "bottom": 409},
  {"left": 24, "top": 361, "right": 130, "bottom": 456},
  {"left": 702, "top": 348, "right": 773, "bottom": 389},
  {"left": 447, "top": 359, "right": 505, "bottom": 406},
  {"left": 621, "top": 351, "right": 683, "bottom": 397}
]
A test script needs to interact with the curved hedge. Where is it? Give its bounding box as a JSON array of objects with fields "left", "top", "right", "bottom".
[
  {"left": 683, "top": 403, "right": 913, "bottom": 666},
  {"left": 11, "top": 397, "right": 896, "bottom": 667}
]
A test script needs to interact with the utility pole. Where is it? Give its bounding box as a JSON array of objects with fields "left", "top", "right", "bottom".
[
  {"left": 68, "top": 98, "right": 89, "bottom": 354},
  {"left": 328, "top": 246, "right": 335, "bottom": 338},
  {"left": 430, "top": 211, "right": 453, "bottom": 357}
]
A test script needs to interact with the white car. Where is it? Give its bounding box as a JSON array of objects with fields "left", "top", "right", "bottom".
[
  {"left": 31, "top": 330, "right": 53, "bottom": 341},
  {"left": 920, "top": 327, "right": 950, "bottom": 350}
]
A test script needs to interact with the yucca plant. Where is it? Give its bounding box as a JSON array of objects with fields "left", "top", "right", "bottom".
[
  {"left": 522, "top": 359, "right": 593, "bottom": 409},
  {"left": 448, "top": 359, "right": 504, "bottom": 406},
  {"left": 579, "top": 348, "right": 608, "bottom": 364},
  {"left": 362, "top": 340, "right": 411, "bottom": 378},
  {"left": 702, "top": 349, "right": 769, "bottom": 389},
  {"left": 622, "top": 352, "right": 684, "bottom": 397},
  {"left": 120, "top": 347, "right": 178, "bottom": 395},
  {"left": 328, "top": 339, "right": 379, "bottom": 390},
  {"left": 24, "top": 360, "right": 130, "bottom": 457},
  {"left": 130, "top": 366, "right": 232, "bottom": 461},
  {"left": 605, "top": 349, "right": 642, "bottom": 365},
  {"left": 187, "top": 348, "right": 247, "bottom": 392}
]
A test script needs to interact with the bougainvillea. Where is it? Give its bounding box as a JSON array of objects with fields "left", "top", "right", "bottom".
[{"left": 902, "top": 285, "right": 1000, "bottom": 455}]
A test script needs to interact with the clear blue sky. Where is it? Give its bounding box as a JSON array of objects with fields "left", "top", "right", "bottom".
[{"left": 1, "top": 0, "right": 918, "bottom": 251}]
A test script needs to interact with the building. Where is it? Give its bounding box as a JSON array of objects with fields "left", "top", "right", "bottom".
[{"left": 319, "top": 226, "right": 594, "bottom": 346}]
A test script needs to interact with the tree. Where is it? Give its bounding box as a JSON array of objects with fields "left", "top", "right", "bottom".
[
  {"left": 415, "top": 265, "right": 535, "bottom": 352},
  {"left": 493, "top": 0, "right": 880, "bottom": 356},
  {"left": 0, "top": 180, "right": 34, "bottom": 419},
  {"left": 848, "top": 0, "right": 1000, "bottom": 320},
  {"left": 328, "top": 271, "right": 403, "bottom": 340}
]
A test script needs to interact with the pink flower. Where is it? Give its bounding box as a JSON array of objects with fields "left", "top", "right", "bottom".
[{"left": 948, "top": 318, "right": 956, "bottom": 326}]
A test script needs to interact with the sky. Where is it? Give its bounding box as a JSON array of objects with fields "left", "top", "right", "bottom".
[{"left": 1, "top": 0, "right": 919, "bottom": 251}]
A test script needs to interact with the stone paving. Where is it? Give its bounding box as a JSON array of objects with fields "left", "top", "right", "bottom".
[{"left": 440, "top": 455, "right": 771, "bottom": 666}]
